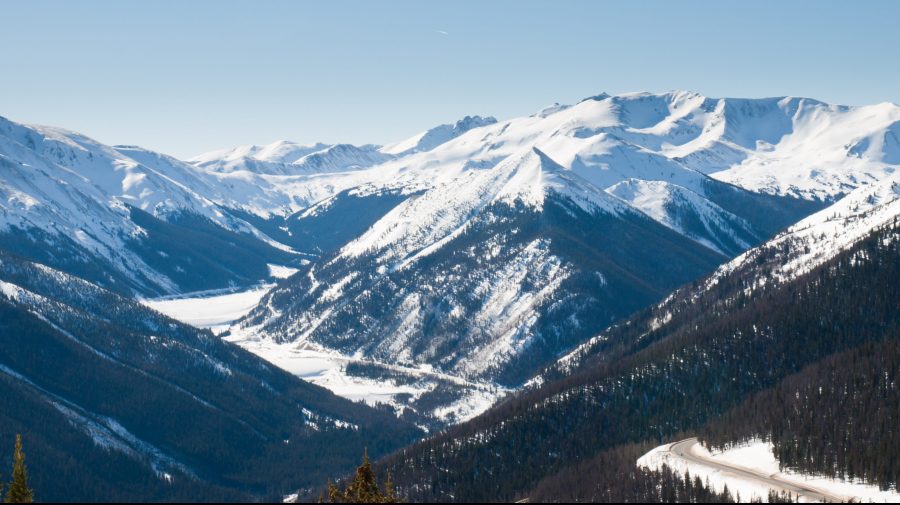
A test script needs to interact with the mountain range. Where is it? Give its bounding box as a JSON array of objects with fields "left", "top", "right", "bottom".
[
  {"left": 381, "top": 167, "right": 900, "bottom": 503},
  {"left": 2, "top": 90, "right": 900, "bottom": 501}
]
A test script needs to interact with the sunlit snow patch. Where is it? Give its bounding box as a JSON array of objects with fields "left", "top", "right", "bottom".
[{"left": 268, "top": 263, "right": 300, "bottom": 279}]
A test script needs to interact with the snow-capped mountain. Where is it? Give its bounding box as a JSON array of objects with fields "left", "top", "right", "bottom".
[
  {"left": 380, "top": 166, "right": 900, "bottom": 504},
  {"left": 231, "top": 91, "right": 900, "bottom": 420},
  {"left": 709, "top": 98, "right": 900, "bottom": 200},
  {"left": 119, "top": 143, "right": 374, "bottom": 220},
  {"left": 191, "top": 139, "right": 332, "bottom": 170},
  {"left": 4, "top": 90, "right": 900, "bottom": 424},
  {"left": 0, "top": 117, "right": 409, "bottom": 297},
  {"left": 272, "top": 90, "right": 900, "bottom": 255},
  {"left": 191, "top": 140, "right": 394, "bottom": 176},
  {"left": 290, "top": 143, "right": 394, "bottom": 173},
  {"left": 244, "top": 146, "right": 738, "bottom": 386},
  {"left": 236, "top": 99, "right": 832, "bottom": 407},
  {"left": 0, "top": 116, "right": 306, "bottom": 296}
]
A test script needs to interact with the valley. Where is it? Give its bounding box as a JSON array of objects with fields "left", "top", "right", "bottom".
[{"left": 140, "top": 269, "right": 507, "bottom": 427}]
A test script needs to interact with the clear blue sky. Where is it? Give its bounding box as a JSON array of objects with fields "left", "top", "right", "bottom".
[{"left": 2, "top": 0, "right": 898, "bottom": 158}]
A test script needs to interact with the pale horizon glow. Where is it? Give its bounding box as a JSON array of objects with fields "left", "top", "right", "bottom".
[{"left": 2, "top": 0, "right": 899, "bottom": 158}]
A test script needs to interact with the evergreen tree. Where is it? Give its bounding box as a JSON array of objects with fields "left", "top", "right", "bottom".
[
  {"left": 5, "top": 435, "right": 33, "bottom": 503},
  {"left": 325, "top": 450, "right": 398, "bottom": 503}
]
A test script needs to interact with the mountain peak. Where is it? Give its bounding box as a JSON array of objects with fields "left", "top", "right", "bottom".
[
  {"left": 581, "top": 92, "right": 611, "bottom": 102},
  {"left": 533, "top": 102, "right": 571, "bottom": 118},
  {"left": 381, "top": 115, "right": 498, "bottom": 156},
  {"left": 189, "top": 140, "right": 331, "bottom": 170},
  {"left": 453, "top": 115, "right": 497, "bottom": 131}
]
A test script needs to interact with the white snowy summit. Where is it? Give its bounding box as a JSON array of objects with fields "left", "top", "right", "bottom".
[
  {"left": 191, "top": 140, "right": 393, "bottom": 176},
  {"left": 380, "top": 115, "right": 498, "bottom": 156},
  {"left": 190, "top": 139, "right": 332, "bottom": 170}
]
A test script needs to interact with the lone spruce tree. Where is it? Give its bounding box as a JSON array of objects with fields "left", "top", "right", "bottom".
[
  {"left": 325, "top": 450, "right": 398, "bottom": 503},
  {"left": 5, "top": 435, "right": 33, "bottom": 503}
]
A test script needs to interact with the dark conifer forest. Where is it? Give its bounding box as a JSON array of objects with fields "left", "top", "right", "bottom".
[
  {"left": 0, "top": 250, "right": 421, "bottom": 502},
  {"left": 702, "top": 338, "right": 900, "bottom": 491},
  {"left": 375, "top": 221, "right": 900, "bottom": 502}
]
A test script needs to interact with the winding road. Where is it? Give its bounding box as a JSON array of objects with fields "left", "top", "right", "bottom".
[{"left": 666, "top": 438, "right": 847, "bottom": 503}]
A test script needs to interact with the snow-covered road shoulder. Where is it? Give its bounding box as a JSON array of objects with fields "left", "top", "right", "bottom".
[{"left": 638, "top": 438, "right": 900, "bottom": 503}]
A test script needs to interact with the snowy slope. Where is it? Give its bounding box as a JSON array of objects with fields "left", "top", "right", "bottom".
[
  {"left": 709, "top": 100, "right": 900, "bottom": 200},
  {"left": 545, "top": 173, "right": 900, "bottom": 384},
  {"left": 394, "top": 91, "right": 900, "bottom": 203},
  {"left": 0, "top": 116, "right": 298, "bottom": 295},
  {"left": 0, "top": 117, "right": 226, "bottom": 226},
  {"left": 119, "top": 144, "right": 368, "bottom": 219},
  {"left": 712, "top": 172, "right": 900, "bottom": 286},
  {"left": 607, "top": 178, "right": 761, "bottom": 254},
  {"left": 338, "top": 147, "right": 629, "bottom": 264},
  {"left": 291, "top": 143, "right": 394, "bottom": 173},
  {"left": 0, "top": 249, "right": 420, "bottom": 501}
]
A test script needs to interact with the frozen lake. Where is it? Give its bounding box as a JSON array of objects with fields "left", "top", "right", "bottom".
[
  {"left": 142, "top": 264, "right": 298, "bottom": 331},
  {"left": 143, "top": 284, "right": 274, "bottom": 331}
]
